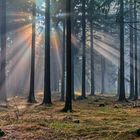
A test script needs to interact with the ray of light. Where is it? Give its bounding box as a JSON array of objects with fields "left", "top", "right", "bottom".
[
  {"left": 71, "top": 31, "right": 120, "bottom": 67},
  {"left": 51, "top": 30, "right": 62, "bottom": 73},
  {"left": 5, "top": 23, "right": 32, "bottom": 96}
]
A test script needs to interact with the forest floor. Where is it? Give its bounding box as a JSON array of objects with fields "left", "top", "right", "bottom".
[{"left": 0, "top": 93, "right": 140, "bottom": 140}]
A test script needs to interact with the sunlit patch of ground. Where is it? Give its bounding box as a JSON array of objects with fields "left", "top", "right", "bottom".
[{"left": 0, "top": 94, "right": 140, "bottom": 140}]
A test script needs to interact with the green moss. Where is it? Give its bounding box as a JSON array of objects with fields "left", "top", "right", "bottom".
[{"left": 49, "top": 121, "right": 79, "bottom": 132}]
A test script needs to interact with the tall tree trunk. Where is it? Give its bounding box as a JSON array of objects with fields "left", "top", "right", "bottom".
[
  {"left": 0, "top": 0, "right": 7, "bottom": 102},
  {"left": 71, "top": 45, "right": 75, "bottom": 100},
  {"left": 101, "top": 57, "right": 105, "bottom": 94},
  {"left": 60, "top": 20, "right": 66, "bottom": 101},
  {"left": 118, "top": 0, "right": 126, "bottom": 101},
  {"left": 28, "top": 2, "right": 36, "bottom": 103},
  {"left": 90, "top": 19, "right": 95, "bottom": 96},
  {"left": 43, "top": 0, "right": 52, "bottom": 105},
  {"left": 134, "top": 0, "right": 138, "bottom": 100},
  {"left": 62, "top": 0, "right": 72, "bottom": 112},
  {"left": 117, "top": 68, "right": 120, "bottom": 97},
  {"left": 81, "top": 0, "right": 86, "bottom": 98},
  {"left": 129, "top": 0, "right": 134, "bottom": 99}
]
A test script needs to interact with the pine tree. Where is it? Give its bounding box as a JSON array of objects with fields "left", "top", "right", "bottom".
[
  {"left": 101, "top": 57, "right": 105, "bottom": 94},
  {"left": 28, "top": 1, "right": 36, "bottom": 103},
  {"left": 81, "top": 0, "right": 86, "bottom": 99},
  {"left": 118, "top": 0, "right": 126, "bottom": 101},
  {"left": 90, "top": 18, "right": 95, "bottom": 96},
  {"left": 43, "top": 0, "right": 52, "bottom": 105},
  {"left": 62, "top": 0, "right": 72, "bottom": 112},
  {"left": 0, "top": 0, "right": 7, "bottom": 102},
  {"left": 134, "top": 0, "right": 138, "bottom": 101},
  {"left": 129, "top": 0, "right": 134, "bottom": 100}
]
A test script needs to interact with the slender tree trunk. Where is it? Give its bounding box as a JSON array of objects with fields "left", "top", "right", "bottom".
[
  {"left": 118, "top": 0, "right": 126, "bottom": 101},
  {"left": 62, "top": 0, "right": 72, "bottom": 112},
  {"left": 0, "top": 0, "right": 7, "bottom": 102},
  {"left": 129, "top": 0, "right": 134, "bottom": 100},
  {"left": 101, "top": 57, "right": 105, "bottom": 94},
  {"left": 134, "top": 0, "right": 138, "bottom": 100},
  {"left": 28, "top": 2, "right": 36, "bottom": 103},
  {"left": 117, "top": 68, "right": 120, "bottom": 97},
  {"left": 71, "top": 44, "right": 75, "bottom": 100},
  {"left": 60, "top": 20, "right": 66, "bottom": 101},
  {"left": 81, "top": 0, "right": 86, "bottom": 98},
  {"left": 43, "top": 0, "right": 52, "bottom": 105},
  {"left": 90, "top": 19, "right": 95, "bottom": 96}
]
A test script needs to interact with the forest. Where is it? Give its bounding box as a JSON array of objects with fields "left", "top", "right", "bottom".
[{"left": 0, "top": 0, "right": 140, "bottom": 139}]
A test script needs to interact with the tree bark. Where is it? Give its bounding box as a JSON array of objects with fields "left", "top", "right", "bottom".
[
  {"left": 90, "top": 19, "right": 95, "bottom": 96},
  {"left": 62, "top": 0, "right": 72, "bottom": 112},
  {"left": 43, "top": 0, "right": 52, "bottom": 105},
  {"left": 129, "top": 0, "right": 134, "bottom": 100},
  {"left": 118, "top": 0, "right": 126, "bottom": 101},
  {"left": 0, "top": 0, "right": 7, "bottom": 102},
  {"left": 81, "top": 0, "right": 86, "bottom": 98},
  {"left": 117, "top": 68, "right": 120, "bottom": 97},
  {"left": 101, "top": 57, "right": 105, "bottom": 94},
  {"left": 71, "top": 44, "right": 75, "bottom": 100},
  {"left": 134, "top": 0, "right": 138, "bottom": 100},
  {"left": 28, "top": 2, "right": 36, "bottom": 103}
]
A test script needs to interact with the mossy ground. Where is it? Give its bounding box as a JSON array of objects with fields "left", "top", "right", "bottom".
[{"left": 0, "top": 94, "right": 140, "bottom": 140}]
